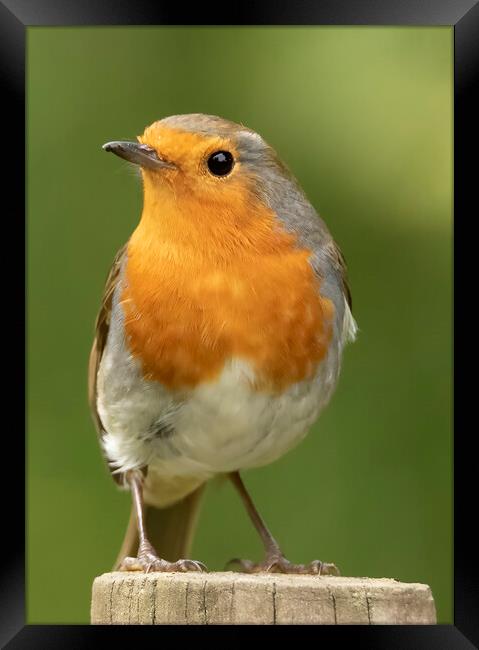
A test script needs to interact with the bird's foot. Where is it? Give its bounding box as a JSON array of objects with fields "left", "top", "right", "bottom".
[
  {"left": 226, "top": 553, "right": 339, "bottom": 576},
  {"left": 119, "top": 541, "right": 207, "bottom": 573}
]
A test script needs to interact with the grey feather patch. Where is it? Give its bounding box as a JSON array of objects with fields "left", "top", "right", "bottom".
[{"left": 146, "top": 421, "right": 176, "bottom": 440}]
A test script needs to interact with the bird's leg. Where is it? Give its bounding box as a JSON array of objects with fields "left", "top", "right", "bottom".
[
  {"left": 118, "top": 469, "right": 206, "bottom": 573},
  {"left": 226, "top": 471, "right": 339, "bottom": 575}
]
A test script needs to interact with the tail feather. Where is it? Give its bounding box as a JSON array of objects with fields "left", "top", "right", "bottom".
[{"left": 113, "top": 484, "right": 206, "bottom": 569}]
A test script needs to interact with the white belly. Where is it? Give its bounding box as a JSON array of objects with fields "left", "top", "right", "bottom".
[{"left": 98, "top": 351, "right": 340, "bottom": 481}]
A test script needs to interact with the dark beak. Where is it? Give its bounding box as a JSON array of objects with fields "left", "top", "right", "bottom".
[{"left": 102, "top": 141, "right": 175, "bottom": 170}]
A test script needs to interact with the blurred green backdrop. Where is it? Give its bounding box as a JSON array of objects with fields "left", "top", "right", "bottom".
[{"left": 27, "top": 27, "right": 452, "bottom": 624}]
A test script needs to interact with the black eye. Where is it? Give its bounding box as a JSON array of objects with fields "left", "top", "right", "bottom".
[{"left": 207, "top": 150, "right": 234, "bottom": 176}]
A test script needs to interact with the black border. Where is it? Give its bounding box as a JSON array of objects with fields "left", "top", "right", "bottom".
[{"left": 5, "top": 0, "right": 477, "bottom": 645}]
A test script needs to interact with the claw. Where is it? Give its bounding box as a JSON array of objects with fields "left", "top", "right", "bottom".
[
  {"left": 177, "top": 559, "right": 207, "bottom": 572},
  {"left": 316, "top": 561, "right": 340, "bottom": 576},
  {"left": 227, "top": 555, "right": 340, "bottom": 576},
  {"left": 119, "top": 555, "right": 208, "bottom": 573}
]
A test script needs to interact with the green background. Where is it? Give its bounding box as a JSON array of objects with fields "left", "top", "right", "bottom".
[{"left": 27, "top": 27, "right": 452, "bottom": 624}]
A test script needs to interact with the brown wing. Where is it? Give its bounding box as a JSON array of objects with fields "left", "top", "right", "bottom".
[
  {"left": 88, "top": 243, "right": 128, "bottom": 439},
  {"left": 323, "top": 239, "right": 353, "bottom": 311}
]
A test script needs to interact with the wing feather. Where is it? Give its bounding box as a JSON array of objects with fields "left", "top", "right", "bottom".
[
  {"left": 88, "top": 243, "right": 127, "bottom": 445},
  {"left": 316, "top": 239, "right": 357, "bottom": 345},
  {"left": 322, "top": 239, "right": 353, "bottom": 310}
]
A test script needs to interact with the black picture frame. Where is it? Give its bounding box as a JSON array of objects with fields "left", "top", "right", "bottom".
[{"left": 4, "top": 0, "right": 476, "bottom": 646}]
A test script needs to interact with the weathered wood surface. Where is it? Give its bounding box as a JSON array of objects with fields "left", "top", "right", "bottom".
[{"left": 91, "top": 572, "right": 436, "bottom": 625}]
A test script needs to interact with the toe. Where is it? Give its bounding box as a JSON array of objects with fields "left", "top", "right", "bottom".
[
  {"left": 318, "top": 562, "right": 340, "bottom": 576},
  {"left": 305, "top": 560, "right": 323, "bottom": 575},
  {"left": 226, "top": 558, "right": 257, "bottom": 572},
  {"left": 118, "top": 554, "right": 207, "bottom": 573},
  {"left": 176, "top": 559, "right": 208, "bottom": 572},
  {"left": 118, "top": 556, "right": 143, "bottom": 572},
  {"left": 226, "top": 555, "right": 340, "bottom": 575}
]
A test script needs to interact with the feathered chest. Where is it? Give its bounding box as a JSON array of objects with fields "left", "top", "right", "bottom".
[{"left": 120, "top": 231, "right": 335, "bottom": 392}]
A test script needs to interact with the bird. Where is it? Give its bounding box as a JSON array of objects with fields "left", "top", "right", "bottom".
[{"left": 89, "top": 113, "right": 357, "bottom": 575}]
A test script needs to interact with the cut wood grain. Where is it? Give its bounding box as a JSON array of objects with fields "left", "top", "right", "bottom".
[{"left": 91, "top": 572, "right": 436, "bottom": 625}]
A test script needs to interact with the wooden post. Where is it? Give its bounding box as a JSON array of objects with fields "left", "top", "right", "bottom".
[{"left": 91, "top": 572, "right": 436, "bottom": 624}]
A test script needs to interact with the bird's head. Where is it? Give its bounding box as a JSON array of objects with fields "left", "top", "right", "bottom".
[{"left": 103, "top": 114, "right": 304, "bottom": 231}]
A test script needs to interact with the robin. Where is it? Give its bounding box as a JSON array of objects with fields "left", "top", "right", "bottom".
[{"left": 89, "top": 113, "right": 357, "bottom": 575}]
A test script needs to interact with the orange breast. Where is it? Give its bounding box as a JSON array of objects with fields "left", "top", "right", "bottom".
[{"left": 121, "top": 193, "right": 334, "bottom": 393}]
